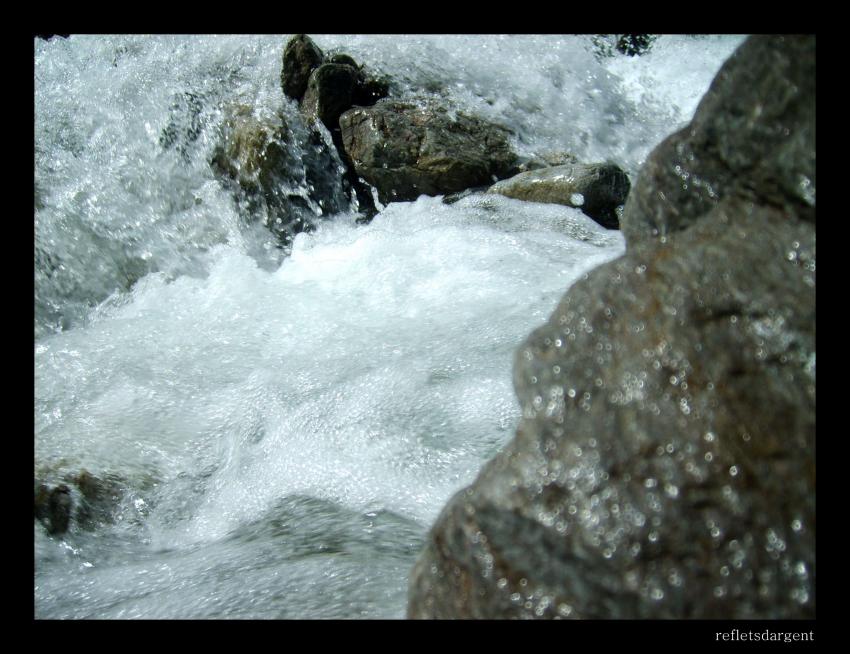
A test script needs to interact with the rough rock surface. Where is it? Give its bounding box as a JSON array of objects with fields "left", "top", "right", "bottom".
[
  {"left": 488, "top": 163, "right": 630, "bottom": 229},
  {"left": 339, "top": 99, "right": 518, "bottom": 204},
  {"left": 621, "top": 35, "right": 815, "bottom": 246},
  {"left": 211, "top": 106, "right": 348, "bottom": 243},
  {"left": 281, "top": 34, "right": 324, "bottom": 101},
  {"left": 408, "top": 35, "right": 815, "bottom": 619}
]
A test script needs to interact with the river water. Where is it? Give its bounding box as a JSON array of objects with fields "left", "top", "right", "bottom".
[{"left": 34, "top": 34, "right": 745, "bottom": 619}]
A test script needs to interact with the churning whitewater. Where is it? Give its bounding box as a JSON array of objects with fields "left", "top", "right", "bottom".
[{"left": 35, "top": 35, "right": 745, "bottom": 619}]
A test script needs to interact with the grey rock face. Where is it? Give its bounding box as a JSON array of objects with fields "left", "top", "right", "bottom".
[
  {"left": 281, "top": 34, "right": 325, "bottom": 101},
  {"left": 488, "top": 163, "right": 630, "bottom": 229},
  {"left": 408, "top": 35, "right": 815, "bottom": 619},
  {"left": 621, "top": 35, "right": 815, "bottom": 246},
  {"left": 339, "top": 99, "right": 518, "bottom": 204}
]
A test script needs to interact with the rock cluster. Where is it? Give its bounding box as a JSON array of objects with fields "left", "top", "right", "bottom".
[
  {"left": 408, "top": 35, "right": 815, "bottom": 619},
  {"left": 211, "top": 34, "right": 632, "bottom": 239}
]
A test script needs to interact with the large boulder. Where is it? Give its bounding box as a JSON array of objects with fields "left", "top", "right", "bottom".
[
  {"left": 487, "top": 162, "right": 630, "bottom": 229},
  {"left": 408, "top": 35, "right": 815, "bottom": 619},
  {"left": 621, "top": 35, "right": 815, "bottom": 246},
  {"left": 339, "top": 99, "right": 518, "bottom": 204},
  {"left": 281, "top": 34, "right": 325, "bottom": 101}
]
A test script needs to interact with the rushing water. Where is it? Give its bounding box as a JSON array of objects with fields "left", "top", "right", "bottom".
[{"left": 34, "top": 34, "right": 745, "bottom": 619}]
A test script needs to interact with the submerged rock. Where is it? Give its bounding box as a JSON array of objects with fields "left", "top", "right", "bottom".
[
  {"left": 281, "top": 34, "right": 325, "bottom": 101},
  {"left": 340, "top": 98, "right": 518, "bottom": 204},
  {"left": 488, "top": 162, "right": 630, "bottom": 229},
  {"left": 408, "top": 35, "right": 815, "bottom": 619},
  {"left": 35, "top": 470, "right": 150, "bottom": 534},
  {"left": 34, "top": 483, "right": 72, "bottom": 535}
]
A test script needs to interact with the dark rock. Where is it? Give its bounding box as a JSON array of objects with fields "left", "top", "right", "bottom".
[
  {"left": 339, "top": 98, "right": 518, "bottom": 204},
  {"left": 328, "top": 52, "right": 359, "bottom": 68},
  {"left": 281, "top": 34, "right": 325, "bottom": 101},
  {"left": 409, "top": 35, "right": 815, "bottom": 620},
  {"left": 352, "top": 69, "right": 391, "bottom": 107},
  {"left": 616, "top": 34, "right": 657, "bottom": 56},
  {"left": 35, "top": 483, "right": 72, "bottom": 535},
  {"left": 621, "top": 35, "right": 815, "bottom": 246},
  {"left": 301, "top": 63, "right": 360, "bottom": 130},
  {"left": 487, "top": 162, "right": 630, "bottom": 229}
]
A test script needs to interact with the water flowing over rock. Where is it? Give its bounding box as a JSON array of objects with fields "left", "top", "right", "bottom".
[
  {"left": 339, "top": 99, "right": 518, "bottom": 204},
  {"left": 35, "top": 470, "right": 132, "bottom": 534},
  {"left": 517, "top": 151, "right": 579, "bottom": 173},
  {"left": 488, "top": 163, "right": 630, "bottom": 229},
  {"left": 408, "top": 35, "right": 815, "bottom": 619},
  {"left": 210, "top": 106, "right": 349, "bottom": 244}
]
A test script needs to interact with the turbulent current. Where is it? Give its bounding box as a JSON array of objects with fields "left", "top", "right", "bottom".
[{"left": 34, "top": 34, "right": 745, "bottom": 619}]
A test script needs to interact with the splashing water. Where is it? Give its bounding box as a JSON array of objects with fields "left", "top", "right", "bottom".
[{"left": 34, "top": 34, "right": 744, "bottom": 619}]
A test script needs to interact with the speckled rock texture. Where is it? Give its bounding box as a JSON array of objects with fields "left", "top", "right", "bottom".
[
  {"left": 621, "top": 35, "right": 815, "bottom": 246},
  {"left": 487, "top": 163, "right": 630, "bottom": 229},
  {"left": 408, "top": 35, "right": 815, "bottom": 619},
  {"left": 339, "top": 99, "right": 518, "bottom": 204}
]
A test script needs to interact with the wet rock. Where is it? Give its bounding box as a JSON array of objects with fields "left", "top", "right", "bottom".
[
  {"left": 409, "top": 35, "right": 815, "bottom": 620},
  {"left": 328, "top": 52, "right": 358, "bottom": 68},
  {"left": 621, "top": 35, "right": 815, "bottom": 246},
  {"left": 301, "top": 63, "right": 360, "bottom": 130},
  {"left": 35, "top": 470, "right": 149, "bottom": 534},
  {"left": 340, "top": 98, "right": 518, "bottom": 204},
  {"left": 70, "top": 470, "right": 126, "bottom": 529},
  {"left": 211, "top": 106, "right": 349, "bottom": 243},
  {"left": 488, "top": 162, "right": 630, "bottom": 229},
  {"left": 442, "top": 186, "right": 490, "bottom": 205},
  {"left": 616, "top": 34, "right": 657, "bottom": 56},
  {"left": 34, "top": 483, "right": 72, "bottom": 535},
  {"left": 517, "top": 151, "right": 579, "bottom": 173},
  {"left": 352, "top": 69, "right": 391, "bottom": 108},
  {"left": 281, "top": 34, "right": 325, "bottom": 101}
]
